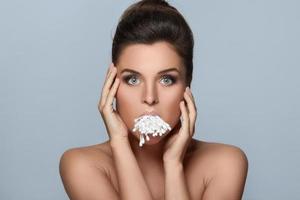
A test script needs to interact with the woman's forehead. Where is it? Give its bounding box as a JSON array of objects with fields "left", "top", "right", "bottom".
[
  {"left": 118, "top": 42, "right": 183, "bottom": 66},
  {"left": 117, "top": 42, "right": 185, "bottom": 74}
]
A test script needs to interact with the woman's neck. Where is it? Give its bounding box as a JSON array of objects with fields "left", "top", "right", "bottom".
[
  {"left": 127, "top": 120, "right": 181, "bottom": 164},
  {"left": 128, "top": 133, "right": 166, "bottom": 163}
]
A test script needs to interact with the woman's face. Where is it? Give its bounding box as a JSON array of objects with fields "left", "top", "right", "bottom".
[{"left": 115, "top": 41, "right": 187, "bottom": 145}]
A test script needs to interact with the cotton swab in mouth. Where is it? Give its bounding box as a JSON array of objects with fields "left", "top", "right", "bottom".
[{"left": 132, "top": 115, "right": 171, "bottom": 147}]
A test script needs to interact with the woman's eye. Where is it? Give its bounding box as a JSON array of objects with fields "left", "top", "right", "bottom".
[
  {"left": 161, "top": 75, "right": 176, "bottom": 86},
  {"left": 122, "top": 74, "right": 176, "bottom": 86},
  {"left": 123, "top": 75, "right": 140, "bottom": 85}
]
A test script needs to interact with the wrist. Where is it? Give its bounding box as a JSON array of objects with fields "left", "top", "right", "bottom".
[
  {"left": 163, "top": 160, "right": 183, "bottom": 170},
  {"left": 110, "top": 136, "right": 129, "bottom": 148},
  {"left": 163, "top": 155, "right": 181, "bottom": 165}
]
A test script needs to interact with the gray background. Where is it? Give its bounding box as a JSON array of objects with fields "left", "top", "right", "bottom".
[{"left": 1, "top": 0, "right": 299, "bottom": 199}]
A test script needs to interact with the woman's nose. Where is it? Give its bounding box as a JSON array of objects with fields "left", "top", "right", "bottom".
[{"left": 142, "top": 84, "right": 159, "bottom": 105}]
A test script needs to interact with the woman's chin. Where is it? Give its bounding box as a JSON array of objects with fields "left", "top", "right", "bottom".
[{"left": 144, "top": 135, "right": 163, "bottom": 144}]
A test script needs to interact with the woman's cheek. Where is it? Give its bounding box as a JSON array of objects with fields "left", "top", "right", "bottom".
[
  {"left": 116, "top": 86, "right": 139, "bottom": 126},
  {"left": 117, "top": 85, "right": 139, "bottom": 105},
  {"left": 162, "top": 93, "right": 182, "bottom": 127},
  {"left": 116, "top": 85, "right": 132, "bottom": 110}
]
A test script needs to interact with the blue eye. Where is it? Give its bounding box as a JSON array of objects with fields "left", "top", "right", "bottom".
[
  {"left": 123, "top": 75, "right": 140, "bottom": 85},
  {"left": 122, "top": 74, "right": 177, "bottom": 86},
  {"left": 161, "top": 75, "right": 176, "bottom": 86}
]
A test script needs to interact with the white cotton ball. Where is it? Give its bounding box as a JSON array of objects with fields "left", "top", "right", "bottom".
[{"left": 132, "top": 114, "right": 171, "bottom": 147}]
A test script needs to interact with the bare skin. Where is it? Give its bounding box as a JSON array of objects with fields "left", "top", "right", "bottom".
[
  {"left": 59, "top": 42, "right": 248, "bottom": 200},
  {"left": 60, "top": 139, "right": 248, "bottom": 200}
]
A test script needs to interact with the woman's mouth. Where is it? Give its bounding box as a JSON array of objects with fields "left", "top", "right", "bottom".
[{"left": 132, "top": 114, "right": 171, "bottom": 147}]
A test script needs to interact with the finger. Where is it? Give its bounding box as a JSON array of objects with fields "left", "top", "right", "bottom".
[
  {"left": 187, "top": 88, "right": 197, "bottom": 117},
  {"left": 179, "top": 100, "right": 190, "bottom": 138},
  {"left": 187, "top": 88, "right": 198, "bottom": 136},
  {"left": 186, "top": 87, "right": 196, "bottom": 105},
  {"left": 184, "top": 89, "right": 196, "bottom": 136},
  {"left": 105, "top": 77, "right": 120, "bottom": 112},
  {"left": 171, "top": 100, "right": 190, "bottom": 153},
  {"left": 184, "top": 92, "right": 195, "bottom": 136},
  {"left": 105, "top": 63, "right": 114, "bottom": 81},
  {"left": 185, "top": 87, "right": 197, "bottom": 115},
  {"left": 99, "top": 65, "right": 117, "bottom": 110},
  {"left": 100, "top": 63, "right": 114, "bottom": 107}
]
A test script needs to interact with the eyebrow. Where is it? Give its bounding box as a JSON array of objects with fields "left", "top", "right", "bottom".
[{"left": 121, "top": 67, "right": 180, "bottom": 75}]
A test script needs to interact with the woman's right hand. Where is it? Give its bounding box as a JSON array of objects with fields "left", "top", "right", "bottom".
[{"left": 98, "top": 63, "right": 129, "bottom": 141}]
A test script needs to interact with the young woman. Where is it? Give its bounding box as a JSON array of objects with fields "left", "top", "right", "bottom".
[{"left": 59, "top": 1, "right": 248, "bottom": 200}]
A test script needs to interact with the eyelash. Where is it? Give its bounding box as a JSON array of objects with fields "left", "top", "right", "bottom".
[{"left": 122, "top": 74, "right": 177, "bottom": 86}]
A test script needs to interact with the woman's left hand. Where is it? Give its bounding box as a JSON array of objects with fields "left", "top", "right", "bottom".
[{"left": 163, "top": 86, "right": 197, "bottom": 165}]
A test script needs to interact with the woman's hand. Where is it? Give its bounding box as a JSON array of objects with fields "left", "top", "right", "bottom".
[
  {"left": 163, "top": 86, "right": 197, "bottom": 165},
  {"left": 98, "top": 63, "right": 128, "bottom": 140}
]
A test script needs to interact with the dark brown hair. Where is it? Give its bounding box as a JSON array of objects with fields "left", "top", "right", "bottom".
[{"left": 112, "top": 0, "right": 194, "bottom": 87}]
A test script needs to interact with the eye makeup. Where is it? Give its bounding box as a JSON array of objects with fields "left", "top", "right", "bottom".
[
  {"left": 121, "top": 73, "right": 178, "bottom": 86},
  {"left": 161, "top": 74, "right": 177, "bottom": 85}
]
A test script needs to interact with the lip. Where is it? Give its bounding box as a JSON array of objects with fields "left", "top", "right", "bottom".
[{"left": 139, "top": 110, "right": 159, "bottom": 117}]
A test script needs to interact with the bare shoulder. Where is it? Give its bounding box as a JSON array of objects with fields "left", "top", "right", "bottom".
[
  {"left": 190, "top": 139, "right": 248, "bottom": 164},
  {"left": 59, "top": 141, "right": 113, "bottom": 173},
  {"left": 187, "top": 139, "right": 248, "bottom": 200},
  {"left": 59, "top": 141, "right": 119, "bottom": 200}
]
